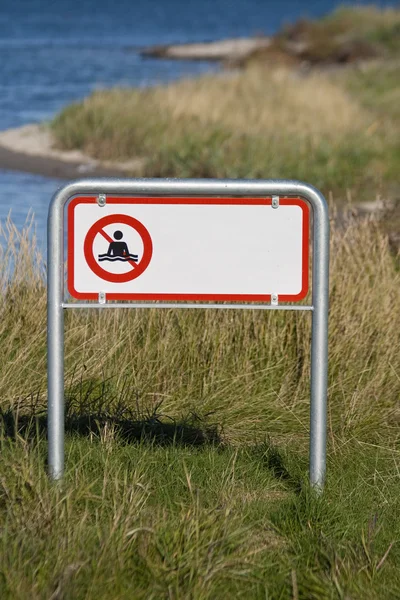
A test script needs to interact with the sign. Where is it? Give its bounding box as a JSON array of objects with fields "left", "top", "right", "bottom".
[
  {"left": 48, "top": 179, "right": 329, "bottom": 491},
  {"left": 68, "top": 197, "right": 309, "bottom": 302}
]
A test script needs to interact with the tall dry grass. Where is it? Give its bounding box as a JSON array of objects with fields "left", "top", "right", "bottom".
[
  {"left": 0, "top": 209, "right": 399, "bottom": 447},
  {"left": 52, "top": 62, "right": 399, "bottom": 196},
  {"left": 130, "top": 67, "right": 371, "bottom": 140},
  {"left": 1, "top": 210, "right": 400, "bottom": 599}
]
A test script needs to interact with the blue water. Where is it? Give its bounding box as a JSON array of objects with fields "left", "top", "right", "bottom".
[{"left": 0, "top": 0, "right": 396, "bottom": 242}]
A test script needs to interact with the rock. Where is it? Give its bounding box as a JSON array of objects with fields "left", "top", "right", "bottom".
[{"left": 141, "top": 37, "right": 272, "bottom": 62}]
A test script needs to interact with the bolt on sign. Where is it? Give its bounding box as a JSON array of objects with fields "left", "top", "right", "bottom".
[{"left": 48, "top": 179, "right": 329, "bottom": 490}]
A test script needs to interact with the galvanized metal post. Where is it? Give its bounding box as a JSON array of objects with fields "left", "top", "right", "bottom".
[
  {"left": 306, "top": 185, "right": 330, "bottom": 490},
  {"left": 47, "top": 192, "right": 64, "bottom": 480},
  {"left": 47, "top": 179, "right": 329, "bottom": 487}
]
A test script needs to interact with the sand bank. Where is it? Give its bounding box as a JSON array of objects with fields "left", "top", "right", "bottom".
[
  {"left": 0, "top": 124, "right": 143, "bottom": 179},
  {"left": 141, "top": 37, "right": 271, "bottom": 62}
]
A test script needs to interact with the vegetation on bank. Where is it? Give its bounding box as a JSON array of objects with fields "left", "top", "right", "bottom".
[
  {"left": 52, "top": 6, "right": 400, "bottom": 203},
  {"left": 1, "top": 207, "right": 400, "bottom": 597},
  {"left": 246, "top": 5, "right": 400, "bottom": 66}
]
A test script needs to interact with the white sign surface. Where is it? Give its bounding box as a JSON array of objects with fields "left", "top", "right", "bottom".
[{"left": 68, "top": 197, "right": 309, "bottom": 302}]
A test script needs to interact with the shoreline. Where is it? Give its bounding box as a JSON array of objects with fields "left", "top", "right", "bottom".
[
  {"left": 0, "top": 124, "right": 143, "bottom": 180},
  {"left": 0, "top": 123, "right": 389, "bottom": 223},
  {"left": 0, "top": 122, "right": 390, "bottom": 214},
  {"left": 141, "top": 37, "right": 272, "bottom": 62},
  {"left": 1, "top": 6, "right": 397, "bottom": 183}
]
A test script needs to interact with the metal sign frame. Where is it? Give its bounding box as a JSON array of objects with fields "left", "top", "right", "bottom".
[{"left": 47, "top": 178, "right": 329, "bottom": 489}]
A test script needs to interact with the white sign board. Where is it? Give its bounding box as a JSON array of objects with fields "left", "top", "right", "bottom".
[{"left": 68, "top": 196, "right": 309, "bottom": 302}]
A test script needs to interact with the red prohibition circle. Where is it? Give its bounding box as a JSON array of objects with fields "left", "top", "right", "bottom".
[{"left": 84, "top": 214, "right": 153, "bottom": 283}]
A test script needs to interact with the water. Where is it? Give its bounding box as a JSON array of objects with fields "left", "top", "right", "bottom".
[{"left": 0, "top": 0, "right": 395, "bottom": 242}]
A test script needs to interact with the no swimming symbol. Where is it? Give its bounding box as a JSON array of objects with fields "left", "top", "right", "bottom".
[
  {"left": 98, "top": 229, "right": 139, "bottom": 264},
  {"left": 83, "top": 214, "right": 153, "bottom": 283}
]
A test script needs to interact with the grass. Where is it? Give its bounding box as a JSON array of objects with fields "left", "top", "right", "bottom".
[
  {"left": 272, "top": 5, "right": 400, "bottom": 64},
  {"left": 2, "top": 436, "right": 400, "bottom": 599},
  {"left": 4, "top": 5, "right": 400, "bottom": 596},
  {"left": 321, "top": 5, "right": 400, "bottom": 55},
  {"left": 339, "top": 60, "right": 400, "bottom": 120},
  {"left": 51, "top": 7, "right": 400, "bottom": 201},
  {"left": 52, "top": 66, "right": 399, "bottom": 197},
  {"left": 0, "top": 205, "right": 399, "bottom": 598}
]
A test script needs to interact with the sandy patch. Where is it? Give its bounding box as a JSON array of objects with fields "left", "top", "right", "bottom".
[
  {"left": 0, "top": 124, "right": 144, "bottom": 176},
  {"left": 142, "top": 37, "right": 272, "bottom": 61}
]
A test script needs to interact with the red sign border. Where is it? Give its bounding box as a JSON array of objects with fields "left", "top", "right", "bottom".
[{"left": 68, "top": 196, "right": 310, "bottom": 302}]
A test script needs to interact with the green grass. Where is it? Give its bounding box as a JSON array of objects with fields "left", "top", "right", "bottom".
[
  {"left": 1, "top": 431, "right": 400, "bottom": 598},
  {"left": 0, "top": 204, "right": 399, "bottom": 597},
  {"left": 340, "top": 61, "right": 400, "bottom": 119},
  {"left": 334, "top": 60, "right": 400, "bottom": 192},
  {"left": 51, "top": 80, "right": 395, "bottom": 199},
  {"left": 274, "top": 5, "right": 400, "bottom": 63},
  {"left": 51, "top": 56, "right": 400, "bottom": 201}
]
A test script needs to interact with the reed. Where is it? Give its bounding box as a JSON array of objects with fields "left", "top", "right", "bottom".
[{"left": 0, "top": 210, "right": 399, "bottom": 597}]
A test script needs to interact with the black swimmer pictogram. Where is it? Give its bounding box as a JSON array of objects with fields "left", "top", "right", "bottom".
[
  {"left": 84, "top": 214, "right": 153, "bottom": 284},
  {"left": 98, "top": 230, "right": 138, "bottom": 263}
]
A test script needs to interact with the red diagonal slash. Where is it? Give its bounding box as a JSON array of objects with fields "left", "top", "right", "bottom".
[{"left": 99, "top": 228, "right": 137, "bottom": 269}]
